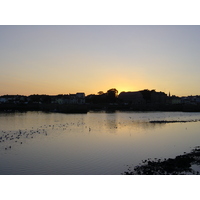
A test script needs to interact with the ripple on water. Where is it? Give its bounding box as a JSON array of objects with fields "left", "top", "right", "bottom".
[{"left": 1, "top": 111, "right": 200, "bottom": 174}]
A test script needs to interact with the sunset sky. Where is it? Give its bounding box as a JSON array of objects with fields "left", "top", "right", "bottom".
[{"left": 1, "top": 25, "right": 200, "bottom": 97}]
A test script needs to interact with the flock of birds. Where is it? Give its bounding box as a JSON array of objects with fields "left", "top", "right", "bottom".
[
  {"left": 0, "top": 120, "right": 98, "bottom": 152},
  {"left": 0, "top": 127, "right": 47, "bottom": 151},
  {"left": 0, "top": 117, "right": 125, "bottom": 151},
  {"left": 1, "top": 113, "right": 199, "bottom": 152}
]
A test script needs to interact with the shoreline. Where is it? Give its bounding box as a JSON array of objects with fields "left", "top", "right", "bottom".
[
  {"left": 122, "top": 146, "right": 200, "bottom": 175},
  {"left": 1, "top": 103, "right": 200, "bottom": 114}
]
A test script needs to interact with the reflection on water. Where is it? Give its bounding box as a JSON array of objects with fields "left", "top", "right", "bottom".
[{"left": 1, "top": 111, "right": 200, "bottom": 174}]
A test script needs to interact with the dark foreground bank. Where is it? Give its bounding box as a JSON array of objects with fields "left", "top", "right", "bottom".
[{"left": 122, "top": 146, "right": 200, "bottom": 175}]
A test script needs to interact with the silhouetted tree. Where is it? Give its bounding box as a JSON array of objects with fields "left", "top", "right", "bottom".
[
  {"left": 106, "top": 88, "right": 118, "bottom": 103},
  {"left": 98, "top": 91, "right": 104, "bottom": 95}
]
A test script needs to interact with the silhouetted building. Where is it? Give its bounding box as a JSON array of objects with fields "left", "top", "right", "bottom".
[
  {"left": 119, "top": 90, "right": 168, "bottom": 105},
  {"left": 51, "top": 93, "right": 85, "bottom": 105},
  {"left": 118, "top": 91, "right": 145, "bottom": 105},
  {"left": 0, "top": 95, "right": 27, "bottom": 104},
  {"left": 181, "top": 95, "right": 200, "bottom": 105},
  {"left": 0, "top": 97, "right": 7, "bottom": 103},
  {"left": 170, "top": 95, "right": 181, "bottom": 105},
  {"left": 151, "top": 91, "right": 167, "bottom": 104}
]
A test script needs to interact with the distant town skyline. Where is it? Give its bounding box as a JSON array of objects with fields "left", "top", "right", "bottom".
[{"left": 1, "top": 26, "right": 200, "bottom": 97}]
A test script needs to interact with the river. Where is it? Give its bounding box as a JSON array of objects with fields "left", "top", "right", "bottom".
[{"left": 1, "top": 111, "right": 200, "bottom": 175}]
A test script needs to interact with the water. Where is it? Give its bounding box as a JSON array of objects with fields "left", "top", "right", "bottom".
[{"left": 1, "top": 111, "right": 200, "bottom": 175}]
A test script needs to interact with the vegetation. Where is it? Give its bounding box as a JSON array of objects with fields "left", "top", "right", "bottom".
[
  {"left": 86, "top": 88, "right": 119, "bottom": 104},
  {"left": 122, "top": 146, "right": 200, "bottom": 175},
  {"left": 1, "top": 88, "right": 200, "bottom": 112}
]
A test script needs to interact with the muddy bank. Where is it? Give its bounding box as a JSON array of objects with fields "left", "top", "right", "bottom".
[
  {"left": 123, "top": 146, "right": 200, "bottom": 175},
  {"left": 149, "top": 119, "right": 200, "bottom": 124}
]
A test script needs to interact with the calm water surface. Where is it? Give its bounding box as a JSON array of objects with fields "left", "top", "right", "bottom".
[{"left": 1, "top": 111, "right": 200, "bottom": 175}]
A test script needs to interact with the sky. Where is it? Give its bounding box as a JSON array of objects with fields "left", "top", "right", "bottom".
[{"left": 1, "top": 25, "right": 200, "bottom": 97}]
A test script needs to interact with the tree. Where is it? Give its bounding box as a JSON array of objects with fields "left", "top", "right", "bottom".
[
  {"left": 106, "top": 88, "right": 118, "bottom": 103},
  {"left": 107, "top": 88, "right": 118, "bottom": 97},
  {"left": 98, "top": 91, "right": 104, "bottom": 95}
]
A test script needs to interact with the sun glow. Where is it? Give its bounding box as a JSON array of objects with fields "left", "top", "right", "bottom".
[{"left": 116, "top": 86, "right": 137, "bottom": 95}]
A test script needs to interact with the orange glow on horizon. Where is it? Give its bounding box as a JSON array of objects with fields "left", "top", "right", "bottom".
[{"left": 117, "top": 88, "right": 137, "bottom": 94}]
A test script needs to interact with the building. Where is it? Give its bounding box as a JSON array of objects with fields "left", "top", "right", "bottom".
[
  {"left": 118, "top": 91, "right": 145, "bottom": 105},
  {"left": 119, "top": 90, "right": 168, "bottom": 105},
  {"left": 0, "top": 97, "right": 7, "bottom": 103},
  {"left": 0, "top": 95, "right": 28, "bottom": 104},
  {"left": 181, "top": 95, "right": 200, "bottom": 105},
  {"left": 170, "top": 96, "right": 181, "bottom": 104},
  {"left": 151, "top": 91, "right": 167, "bottom": 104},
  {"left": 52, "top": 93, "right": 85, "bottom": 105}
]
